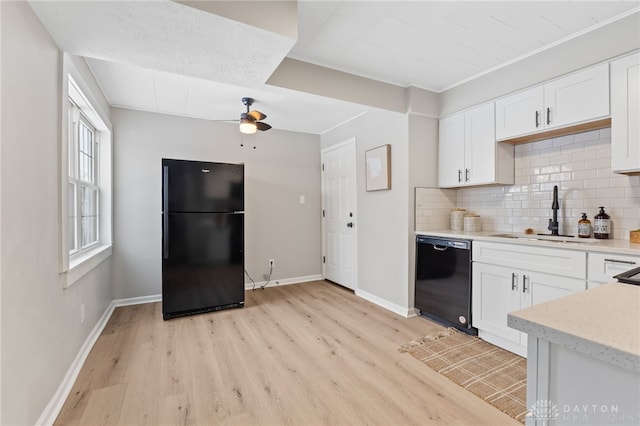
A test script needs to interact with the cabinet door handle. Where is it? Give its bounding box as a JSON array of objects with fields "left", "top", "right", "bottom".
[
  {"left": 511, "top": 273, "right": 518, "bottom": 291},
  {"left": 546, "top": 107, "right": 551, "bottom": 125},
  {"left": 604, "top": 258, "right": 636, "bottom": 265},
  {"left": 458, "top": 169, "right": 462, "bottom": 183},
  {"left": 465, "top": 168, "right": 470, "bottom": 182},
  {"left": 535, "top": 110, "right": 540, "bottom": 128},
  {"left": 522, "top": 275, "right": 529, "bottom": 293}
]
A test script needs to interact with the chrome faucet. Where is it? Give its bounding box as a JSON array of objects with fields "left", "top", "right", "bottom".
[{"left": 547, "top": 185, "right": 560, "bottom": 236}]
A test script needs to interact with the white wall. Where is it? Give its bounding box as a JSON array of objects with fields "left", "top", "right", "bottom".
[
  {"left": 111, "top": 108, "right": 322, "bottom": 299},
  {"left": 407, "top": 114, "right": 439, "bottom": 308},
  {"left": 321, "top": 110, "right": 412, "bottom": 312},
  {"left": 1, "top": 2, "right": 113, "bottom": 425}
]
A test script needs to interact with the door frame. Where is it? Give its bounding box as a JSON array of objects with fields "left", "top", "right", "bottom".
[{"left": 321, "top": 137, "right": 358, "bottom": 291}]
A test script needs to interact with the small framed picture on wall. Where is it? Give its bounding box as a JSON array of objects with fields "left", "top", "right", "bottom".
[{"left": 365, "top": 144, "right": 391, "bottom": 191}]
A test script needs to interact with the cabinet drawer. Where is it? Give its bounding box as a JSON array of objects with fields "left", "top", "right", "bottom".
[
  {"left": 588, "top": 252, "right": 640, "bottom": 283},
  {"left": 473, "top": 241, "right": 586, "bottom": 279}
]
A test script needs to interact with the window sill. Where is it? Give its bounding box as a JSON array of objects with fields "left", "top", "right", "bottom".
[{"left": 63, "top": 244, "right": 112, "bottom": 288}]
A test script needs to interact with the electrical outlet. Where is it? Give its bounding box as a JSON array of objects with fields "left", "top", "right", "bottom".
[
  {"left": 80, "top": 303, "right": 86, "bottom": 323},
  {"left": 269, "top": 259, "right": 275, "bottom": 268}
]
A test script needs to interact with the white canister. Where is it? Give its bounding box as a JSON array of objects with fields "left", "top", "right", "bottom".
[
  {"left": 450, "top": 209, "right": 466, "bottom": 231},
  {"left": 463, "top": 214, "right": 482, "bottom": 232}
]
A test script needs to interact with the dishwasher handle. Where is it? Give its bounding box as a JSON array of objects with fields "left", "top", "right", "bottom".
[{"left": 433, "top": 245, "right": 448, "bottom": 251}]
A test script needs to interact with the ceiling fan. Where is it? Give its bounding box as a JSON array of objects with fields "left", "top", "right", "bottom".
[{"left": 227, "top": 97, "right": 272, "bottom": 134}]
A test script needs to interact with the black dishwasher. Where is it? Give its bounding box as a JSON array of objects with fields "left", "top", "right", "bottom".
[{"left": 415, "top": 235, "right": 476, "bottom": 334}]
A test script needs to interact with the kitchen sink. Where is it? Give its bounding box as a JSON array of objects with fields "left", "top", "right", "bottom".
[{"left": 489, "top": 233, "right": 599, "bottom": 243}]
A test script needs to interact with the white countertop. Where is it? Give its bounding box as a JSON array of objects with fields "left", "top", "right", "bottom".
[
  {"left": 415, "top": 229, "right": 640, "bottom": 256},
  {"left": 508, "top": 282, "right": 640, "bottom": 373}
]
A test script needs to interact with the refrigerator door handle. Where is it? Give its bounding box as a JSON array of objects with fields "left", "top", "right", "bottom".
[{"left": 163, "top": 166, "right": 169, "bottom": 260}]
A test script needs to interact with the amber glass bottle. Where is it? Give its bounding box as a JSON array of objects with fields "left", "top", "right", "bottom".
[{"left": 578, "top": 213, "right": 591, "bottom": 238}]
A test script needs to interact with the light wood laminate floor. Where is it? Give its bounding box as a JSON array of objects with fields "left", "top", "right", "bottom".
[{"left": 55, "top": 281, "right": 519, "bottom": 425}]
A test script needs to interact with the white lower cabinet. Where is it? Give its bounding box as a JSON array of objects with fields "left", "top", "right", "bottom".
[
  {"left": 472, "top": 263, "right": 523, "bottom": 345},
  {"left": 473, "top": 264, "right": 585, "bottom": 347},
  {"left": 587, "top": 251, "right": 639, "bottom": 289},
  {"left": 472, "top": 242, "right": 587, "bottom": 356}
]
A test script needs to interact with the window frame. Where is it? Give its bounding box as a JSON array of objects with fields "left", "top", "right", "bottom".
[
  {"left": 68, "top": 103, "right": 101, "bottom": 256},
  {"left": 60, "top": 56, "right": 113, "bottom": 288}
]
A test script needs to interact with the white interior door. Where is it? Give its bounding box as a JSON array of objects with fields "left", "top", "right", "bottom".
[{"left": 321, "top": 139, "right": 356, "bottom": 290}]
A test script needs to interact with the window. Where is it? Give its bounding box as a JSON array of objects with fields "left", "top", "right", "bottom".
[
  {"left": 61, "top": 67, "right": 112, "bottom": 287},
  {"left": 68, "top": 102, "right": 100, "bottom": 254}
]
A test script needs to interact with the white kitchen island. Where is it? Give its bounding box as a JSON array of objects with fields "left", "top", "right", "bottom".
[{"left": 508, "top": 283, "right": 640, "bottom": 426}]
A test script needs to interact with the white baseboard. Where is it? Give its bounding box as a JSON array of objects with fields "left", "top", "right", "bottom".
[
  {"left": 36, "top": 300, "right": 116, "bottom": 426},
  {"left": 36, "top": 293, "right": 163, "bottom": 425},
  {"left": 478, "top": 330, "right": 528, "bottom": 358},
  {"left": 244, "top": 274, "right": 323, "bottom": 290},
  {"left": 406, "top": 308, "right": 419, "bottom": 318},
  {"left": 113, "top": 293, "right": 161, "bottom": 307},
  {"left": 354, "top": 289, "right": 414, "bottom": 318}
]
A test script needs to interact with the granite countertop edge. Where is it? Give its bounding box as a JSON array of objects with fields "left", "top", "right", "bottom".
[{"left": 507, "top": 313, "right": 640, "bottom": 374}]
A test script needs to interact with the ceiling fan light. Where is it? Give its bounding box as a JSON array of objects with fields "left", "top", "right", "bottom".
[{"left": 239, "top": 117, "right": 257, "bottom": 134}]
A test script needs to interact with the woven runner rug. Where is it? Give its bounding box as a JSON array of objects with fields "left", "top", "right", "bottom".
[{"left": 399, "top": 328, "right": 527, "bottom": 423}]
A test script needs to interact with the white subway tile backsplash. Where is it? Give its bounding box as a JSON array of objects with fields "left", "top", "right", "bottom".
[
  {"left": 551, "top": 172, "right": 572, "bottom": 182},
  {"left": 522, "top": 200, "right": 540, "bottom": 209},
  {"left": 574, "top": 129, "right": 600, "bottom": 143},
  {"left": 532, "top": 139, "right": 553, "bottom": 150},
  {"left": 552, "top": 135, "right": 575, "bottom": 147},
  {"left": 551, "top": 153, "right": 573, "bottom": 165},
  {"left": 415, "top": 129, "right": 640, "bottom": 240},
  {"left": 560, "top": 180, "right": 584, "bottom": 190},
  {"left": 585, "top": 158, "right": 611, "bottom": 170},
  {"left": 529, "top": 156, "right": 550, "bottom": 167},
  {"left": 570, "top": 149, "right": 597, "bottom": 162},
  {"left": 572, "top": 169, "right": 597, "bottom": 180}
]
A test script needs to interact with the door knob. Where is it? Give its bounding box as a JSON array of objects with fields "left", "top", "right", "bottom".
[{"left": 347, "top": 222, "right": 354, "bottom": 228}]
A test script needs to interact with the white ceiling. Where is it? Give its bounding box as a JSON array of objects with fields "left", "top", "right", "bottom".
[
  {"left": 291, "top": 1, "right": 638, "bottom": 92},
  {"left": 29, "top": 1, "right": 639, "bottom": 135},
  {"left": 86, "top": 57, "right": 370, "bottom": 135}
]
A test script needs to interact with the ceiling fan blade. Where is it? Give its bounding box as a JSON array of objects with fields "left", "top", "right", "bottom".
[
  {"left": 248, "top": 110, "right": 266, "bottom": 121},
  {"left": 256, "top": 122, "right": 272, "bottom": 131}
]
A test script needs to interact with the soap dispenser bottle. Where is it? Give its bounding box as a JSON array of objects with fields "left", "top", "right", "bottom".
[
  {"left": 594, "top": 207, "right": 610, "bottom": 239},
  {"left": 578, "top": 213, "right": 591, "bottom": 238}
]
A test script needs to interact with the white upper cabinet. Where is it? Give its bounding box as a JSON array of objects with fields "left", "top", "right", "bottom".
[
  {"left": 439, "top": 102, "right": 514, "bottom": 188},
  {"left": 465, "top": 103, "right": 498, "bottom": 185},
  {"left": 495, "top": 86, "right": 543, "bottom": 140},
  {"left": 438, "top": 112, "right": 465, "bottom": 187},
  {"left": 611, "top": 51, "right": 640, "bottom": 174},
  {"left": 495, "top": 63, "right": 610, "bottom": 141},
  {"left": 544, "top": 63, "right": 610, "bottom": 129}
]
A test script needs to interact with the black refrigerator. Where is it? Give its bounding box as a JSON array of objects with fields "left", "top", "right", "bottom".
[{"left": 162, "top": 159, "right": 244, "bottom": 320}]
